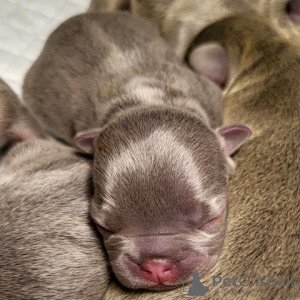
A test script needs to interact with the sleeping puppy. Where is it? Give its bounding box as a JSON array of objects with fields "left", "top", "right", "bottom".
[
  {"left": 88, "top": 0, "right": 256, "bottom": 60},
  {"left": 23, "top": 13, "right": 251, "bottom": 290},
  {"left": 88, "top": 0, "right": 300, "bottom": 67},
  {"left": 0, "top": 79, "right": 110, "bottom": 300},
  {"left": 103, "top": 13, "right": 300, "bottom": 300}
]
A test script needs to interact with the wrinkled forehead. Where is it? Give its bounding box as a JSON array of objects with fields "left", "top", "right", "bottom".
[{"left": 94, "top": 127, "right": 227, "bottom": 226}]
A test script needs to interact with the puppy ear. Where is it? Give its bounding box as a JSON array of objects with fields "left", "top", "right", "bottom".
[
  {"left": 216, "top": 125, "right": 252, "bottom": 175},
  {"left": 73, "top": 130, "right": 100, "bottom": 154},
  {"left": 217, "top": 125, "right": 252, "bottom": 156},
  {"left": 0, "top": 79, "right": 45, "bottom": 148},
  {"left": 188, "top": 42, "right": 229, "bottom": 87}
]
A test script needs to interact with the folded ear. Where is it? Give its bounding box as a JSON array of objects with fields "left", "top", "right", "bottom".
[
  {"left": 0, "top": 79, "right": 45, "bottom": 148},
  {"left": 216, "top": 125, "right": 252, "bottom": 175},
  {"left": 217, "top": 125, "right": 252, "bottom": 156},
  {"left": 73, "top": 130, "right": 101, "bottom": 154},
  {"left": 188, "top": 42, "right": 229, "bottom": 87}
]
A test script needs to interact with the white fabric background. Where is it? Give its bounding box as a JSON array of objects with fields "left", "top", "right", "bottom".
[{"left": 0, "top": 0, "right": 90, "bottom": 96}]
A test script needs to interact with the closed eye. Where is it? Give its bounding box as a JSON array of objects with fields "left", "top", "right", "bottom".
[
  {"left": 96, "top": 224, "right": 115, "bottom": 236},
  {"left": 200, "top": 215, "right": 224, "bottom": 231}
]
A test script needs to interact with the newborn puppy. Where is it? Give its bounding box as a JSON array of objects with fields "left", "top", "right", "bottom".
[
  {"left": 0, "top": 79, "right": 110, "bottom": 300},
  {"left": 186, "top": 13, "right": 300, "bottom": 299},
  {"left": 23, "top": 13, "right": 251, "bottom": 290},
  {"left": 89, "top": 0, "right": 300, "bottom": 73},
  {"left": 103, "top": 13, "right": 300, "bottom": 300},
  {"left": 88, "top": 0, "right": 256, "bottom": 60}
]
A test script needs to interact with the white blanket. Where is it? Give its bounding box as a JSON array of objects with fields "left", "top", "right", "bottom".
[{"left": 0, "top": 0, "right": 89, "bottom": 96}]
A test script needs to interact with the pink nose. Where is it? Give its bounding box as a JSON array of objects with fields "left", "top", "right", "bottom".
[{"left": 140, "top": 260, "right": 175, "bottom": 283}]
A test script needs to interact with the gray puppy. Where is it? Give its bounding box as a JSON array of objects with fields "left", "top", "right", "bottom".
[
  {"left": 23, "top": 13, "right": 251, "bottom": 290},
  {"left": 103, "top": 13, "right": 300, "bottom": 300},
  {"left": 0, "top": 79, "right": 110, "bottom": 300}
]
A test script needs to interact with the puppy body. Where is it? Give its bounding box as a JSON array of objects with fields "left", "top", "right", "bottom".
[
  {"left": 23, "top": 13, "right": 252, "bottom": 290},
  {"left": 0, "top": 80, "right": 110, "bottom": 300},
  {"left": 89, "top": 0, "right": 300, "bottom": 63},
  {"left": 103, "top": 14, "right": 300, "bottom": 300},
  {"left": 89, "top": 0, "right": 255, "bottom": 59},
  {"left": 23, "top": 13, "right": 222, "bottom": 143}
]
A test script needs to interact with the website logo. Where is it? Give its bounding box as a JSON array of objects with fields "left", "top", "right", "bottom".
[
  {"left": 179, "top": 273, "right": 298, "bottom": 298},
  {"left": 180, "top": 272, "right": 209, "bottom": 298}
]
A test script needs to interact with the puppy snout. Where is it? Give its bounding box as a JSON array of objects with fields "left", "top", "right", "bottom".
[{"left": 140, "top": 260, "right": 175, "bottom": 283}]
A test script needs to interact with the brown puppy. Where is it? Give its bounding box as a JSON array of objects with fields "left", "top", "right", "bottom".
[
  {"left": 23, "top": 13, "right": 251, "bottom": 290},
  {"left": 0, "top": 79, "right": 110, "bottom": 300},
  {"left": 102, "top": 13, "right": 300, "bottom": 300}
]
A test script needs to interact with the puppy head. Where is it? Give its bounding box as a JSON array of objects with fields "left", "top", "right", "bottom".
[{"left": 74, "top": 107, "right": 251, "bottom": 290}]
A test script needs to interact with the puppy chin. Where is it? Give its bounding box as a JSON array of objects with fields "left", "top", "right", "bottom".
[
  {"left": 115, "top": 274, "right": 184, "bottom": 291},
  {"left": 145, "top": 283, "right": 183, "bottom": 291}
]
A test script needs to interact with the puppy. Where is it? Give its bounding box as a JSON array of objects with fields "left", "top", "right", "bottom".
[
  {"left": 103, "top": 13, "right": 300, "bottom": 300},
  {"left": 23, "top": 13, "right": 251, "bottom": 290},
  {"left": 89, "top": 0, "right": 300, "bottom": 67},
  {"left": 88, "top": 0, "right": 256, "bottom": 60},
  {"left": 0, "top": 79, "right": 110, "bottom": 300}
]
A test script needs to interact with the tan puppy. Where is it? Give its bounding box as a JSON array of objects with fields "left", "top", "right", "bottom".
[
  {"left": 102, "top": 13, "right": 300, "bottom": 300},
  {"left": 0, "top": 79, "right": 110, "bottom": 300}
]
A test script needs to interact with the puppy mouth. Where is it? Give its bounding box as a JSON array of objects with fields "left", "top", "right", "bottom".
[{"left": 112, "top": 254, "right": 210, "bottom": 290}]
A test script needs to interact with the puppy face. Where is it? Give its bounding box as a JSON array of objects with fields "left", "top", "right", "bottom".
[{"left": 89, "top": 108, "right": 229, "bottom": 290}]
